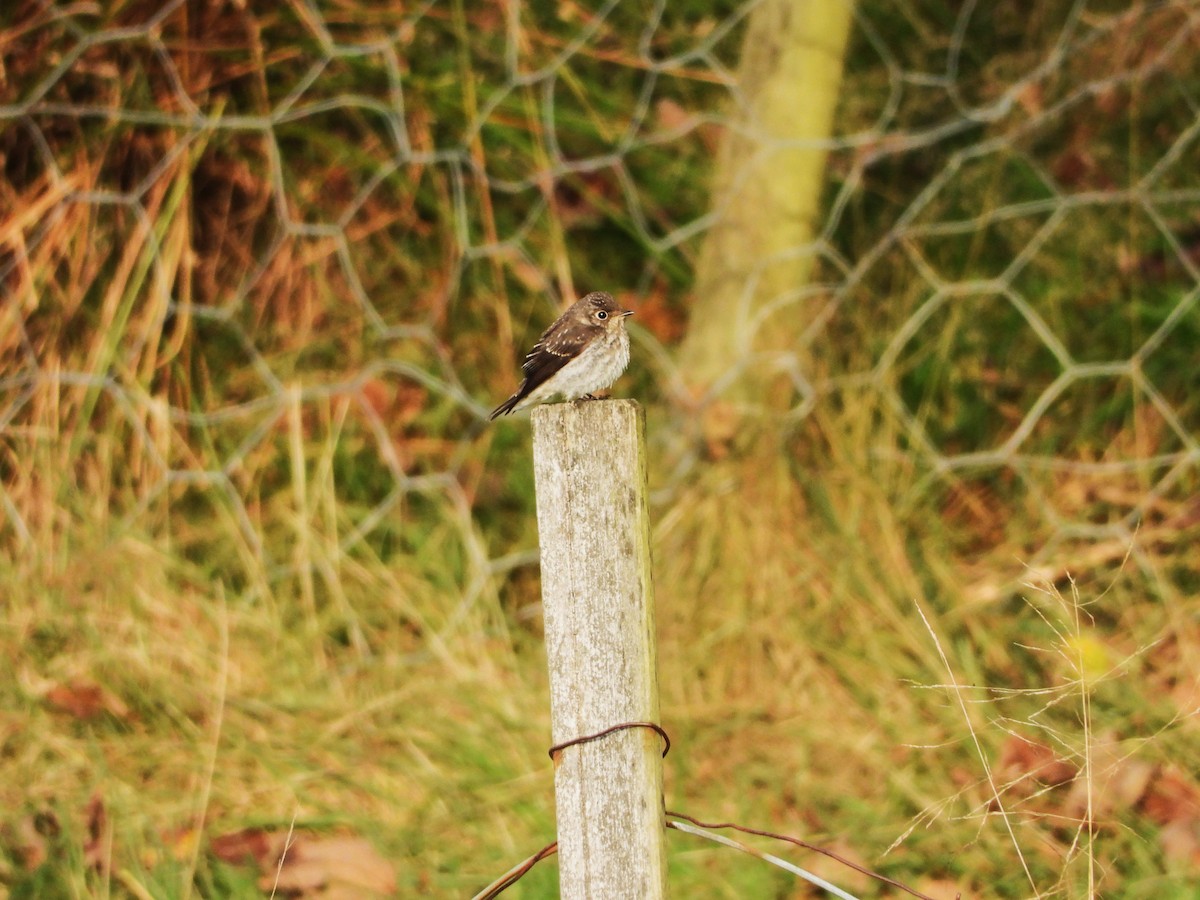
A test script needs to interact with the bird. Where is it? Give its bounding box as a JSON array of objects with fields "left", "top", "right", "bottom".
[{"left": 490, "top": 291, "right": 634, "bottom": 420}]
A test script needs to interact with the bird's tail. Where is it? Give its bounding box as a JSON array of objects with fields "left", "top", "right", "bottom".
[{"left": 489, "top": 393, "right": 521, "bottom": 420}]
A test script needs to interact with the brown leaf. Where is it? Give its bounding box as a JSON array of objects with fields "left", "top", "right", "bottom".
[
  {"left": 1110, "top": 758, "right": 1157, "bottom": 811},
  {"left": 392, "top": 380, "right": 428, "bottom": 426},
  {"left": 1169, "top": 674, "right": 1200, "bottom": 722},
  {"left": 1158, "top": 817, "right": 1200, "bottom": 868},
  {"left": 45, "top": 680, "right": 132, "bottom": 722},
  {"left": 655, "top": 98, "right": 696, "bottom": 133},
  {"left": 1016, "top": 82, "right": 1043, "bottom": 117},
  {"left": 13, "top": 815, "right": 50, "bottom": 870},
  {"left": 1141, "top": 767, "right": 1200, "bottom": 827},
  {"left": 211, "top": 827, "right": 279, "bottom": 867},
  {"left": 1062, "top": 757, "right": 1153, "bottom": 822},
  {"left": 82, "top": 793, "right": 108, "bottom": 873},
  {"left": 1052, "top": 148, "right": 1095, "bottom": 188},
  {"left": 359, "top": 379, "right": 394, "bottom": 419},
  {"left": 697, "top": 121, "right": 725, "bottom": 154},
  {"left": 1094, "top": 84, "right": 1122, "bottom": 116},
  {"left": 997, "top": 735, "right": 1076, "bottom": 788},
  {"left": 259, "top": 835, "right": 396, "bottom": 898}
]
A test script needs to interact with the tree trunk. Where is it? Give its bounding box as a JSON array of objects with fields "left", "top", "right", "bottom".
[{"left": 680, "top": 0, "right": 855, "bottom": 404}]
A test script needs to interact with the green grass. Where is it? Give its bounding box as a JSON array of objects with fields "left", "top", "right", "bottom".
[{"left": 3, "top": 1, "right": 1200, "bottom": 897}]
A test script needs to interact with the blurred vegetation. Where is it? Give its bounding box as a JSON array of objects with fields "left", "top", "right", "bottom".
[{"left": 2, "top": 0, "right": 1199, "bottom": 897}]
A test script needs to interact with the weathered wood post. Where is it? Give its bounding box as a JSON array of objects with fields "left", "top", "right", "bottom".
[{"left": 531, "top": 399, "right": 667, "bottom": 899}]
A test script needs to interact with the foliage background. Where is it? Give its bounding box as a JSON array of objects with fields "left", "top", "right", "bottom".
[{"left": 2, "top": 0, "right": 1199, "bottom": 897}]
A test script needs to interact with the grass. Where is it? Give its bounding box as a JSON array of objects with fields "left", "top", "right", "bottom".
[{"left": 3, "top": 0, "right": 1200, "bottom": 897}]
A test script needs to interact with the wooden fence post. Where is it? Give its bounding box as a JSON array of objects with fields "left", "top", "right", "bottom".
[{"left": 531, "top": 399, "right": 667, "bottom": 899}]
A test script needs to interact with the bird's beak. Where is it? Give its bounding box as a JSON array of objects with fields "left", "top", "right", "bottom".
[{"left": 622, "top": 309, "right": 634, "bottom": 317}]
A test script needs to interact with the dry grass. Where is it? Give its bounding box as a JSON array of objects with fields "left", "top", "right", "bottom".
[
  {"left": 3, "top": 1, "right": 1200, "bottom": 897},
  {"left": 649, "top": 397, "right": 1200, "bottom": 897}
]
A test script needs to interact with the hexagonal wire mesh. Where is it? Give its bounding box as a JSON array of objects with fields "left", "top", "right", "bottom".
[
  {"left": 4, "top": 2, "right": 1200, "bottom": 894},
  {"left": 2, "top": 4, "right": 1198, "bottom": 651}
]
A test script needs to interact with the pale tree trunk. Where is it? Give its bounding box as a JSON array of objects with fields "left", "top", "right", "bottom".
[{"left": 680, "top": 0, "right": 855, "bottom": 404}]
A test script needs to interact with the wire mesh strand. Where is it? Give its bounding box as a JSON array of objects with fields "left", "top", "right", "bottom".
[{"left": 2, "top": 1, "right": 1199, "bottom": 609}]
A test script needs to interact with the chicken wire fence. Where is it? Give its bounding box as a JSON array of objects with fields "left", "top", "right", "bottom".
[{"left": 2, "top": 0, "right": 1199, "bottom": 614}]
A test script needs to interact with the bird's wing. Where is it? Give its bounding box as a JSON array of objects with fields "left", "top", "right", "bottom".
[{"left": 518, "top": 318, "right": 590, "bottom": 392}]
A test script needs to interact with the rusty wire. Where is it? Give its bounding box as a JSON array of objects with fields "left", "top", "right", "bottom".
[
  {"left": 471, "top": 721, "right": 942, "bottom": 900},
  {"left": 548, "top": 720, "right": 671, "bottom": 761},
  {"left": 470, "top": 840, "right": 557, "bottom": 900},
  {"left": 666, "top": 810, "right": 945, "bottom": 900}
]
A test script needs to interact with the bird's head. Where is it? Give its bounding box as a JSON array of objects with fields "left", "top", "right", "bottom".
[{"left": 574, "top": 291, "right": 633, "bottom": 332}]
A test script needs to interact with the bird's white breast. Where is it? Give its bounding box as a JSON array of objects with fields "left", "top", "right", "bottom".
[{"left": 522, "top": 326, "right": 630, "bottom": 408}]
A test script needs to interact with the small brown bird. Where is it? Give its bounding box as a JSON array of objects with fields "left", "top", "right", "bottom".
[{"left": 490, "top": 292, "right": 634, "bottom": 419}]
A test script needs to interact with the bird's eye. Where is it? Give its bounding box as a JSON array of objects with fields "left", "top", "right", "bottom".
[{"left": 596, "top": 310, "right": 608, "bottom": 320}]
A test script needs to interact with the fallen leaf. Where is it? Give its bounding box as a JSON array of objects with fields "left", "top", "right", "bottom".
[
  {"left": 12, "top": 815, "right": 50, "bottom": 870},
  {"left": 259, "top": 834, "right": 396, "bottom": 898},
  {"left": 655, "top": 98, "right": 697, "bottom": 133},
  {"left": 1109, "top": 758, "right": 1157, "bottom": 811},
  {"left": 45, "top": 681, "right": 132, "bottom": 722},
  {"left": 392, "top": 379, "right": 427, "bottom": 425},
  {"left": 1141, "top": 766, "right": 1200, "bottom": 827},
  {"left": 997, "top": 735, "right": 1077, "bottom": 789},
  {"left": 82, "top": 793, "right": 108, "bottom": 873},
  {"left": 1158, "top": 817, "right": 1200, "bottom": 868},
  {"left": 359, "top": 379, "right": 394, "bottom": 419},
  {"left": 1016, "top": 82, "right": 1043, "bottom": 117},
  {"left": 1062, "top": 757, "right": 1153, "bottom": 822},
  {"left": 211, "top": 827, "right": 279, "bottom": 867},
  {"left": 1052, "top": 147, "right": 1095, "bottom": 188},
  {"left": 1094, "top": 84, "right": 1121, "bottom": 116},
  {"left": 1170, "top": 675, "right": 1200, "bottom": 722},
  {"left": 697, "top": 120, "right": 725, "bottom": 153}
]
